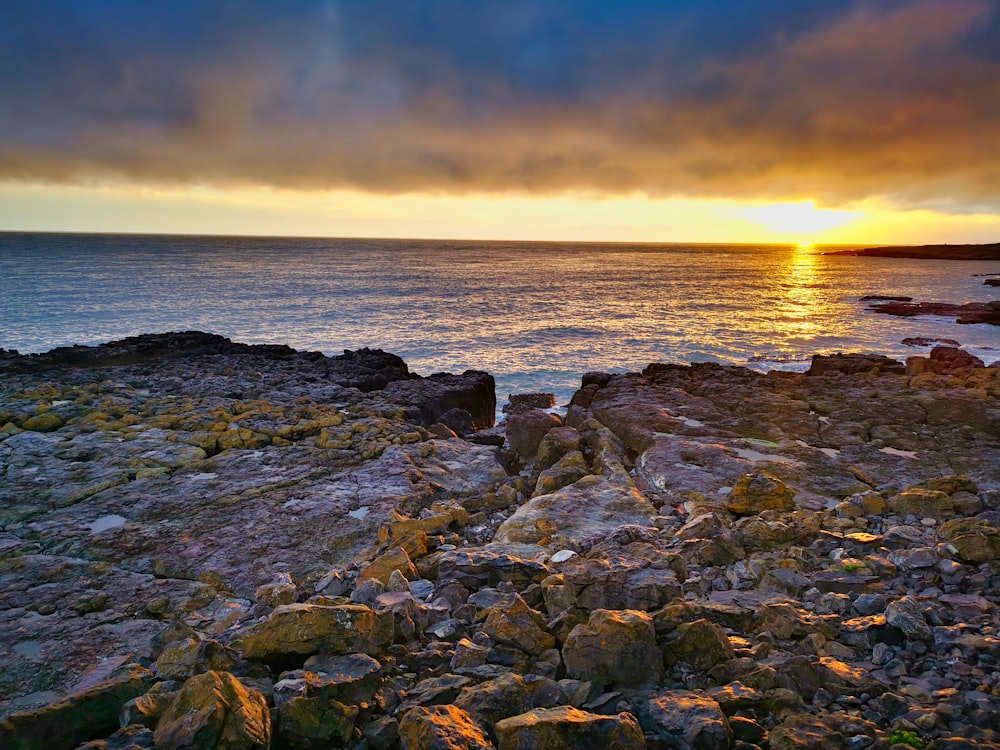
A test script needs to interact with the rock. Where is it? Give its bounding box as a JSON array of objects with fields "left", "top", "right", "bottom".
[
  {"left": 494, "top": 475, "right": 656, "bottom": 547},
  {"left": 506, "top": 410, "right": 561, "bottom": 459},
  {"left": 890, "top": 489, "right": 956, "bottom": 519},
  {"left": 0, "top": 664, "right": 153, "bottom": 750},
  {"left": 153, "top": 671, "right": 270, "bottom": 750},
  {"left": 482, "top": 594, "right": 555, "bottom": 657},
  {"left": 645, "top": 690, "right": 732, "bottom": 750},
  {"left": 275, "top": 653, "right": 383, "bottom": 706},
  {"left": 398, "top": 705, "right": 495, "bottom": 750},
  {"left": 661, "top": 618, "right": 735, "bottom": 671},
  {"left": 240, "top": 604, "right": 393, "bottom": 667},
  {"left": 155, "top": 638, "right": 238, "bottom": 681},
  {"left": 535, "top": 427, "right": 582, "bottom": 471},
  {"left": 504, "top": 393, "right": 556, "bottom": 414},
  {"left": 937, "top": 517, "right": 1000, "bottom": 562},
  {"left": 453, "top": 674, "right": 532, "bottom": 741},
  {"left": 885, "top": 596, "right": 932, "bottom": 641},
  {"left": 358, "top": 546, "right": 419, "bottom": 586},
  {"left": 73, "top": 725, "right": 155, "bottom": 750},
  {"left": 533, "top": 451, "right": 588, "bottom": 497},
  {"left": 494, "top": 706, "right": 644, "bottom": 750},
  {"left": 808, "top": 353, "right": 905, "bottom": 376},
  {"left": 436, "top": 408, "right": 476, "bottom": 436},
  {"left": 276, "top": 696, "right": 358, "bottom": 748},
  {"left": 562, "top": 609, "right": 663, "bottom": 687},
  {"left": 725, "top": 471, "right": 796, "bottom": 515},
  {"left": 120, "top": 682, "right": 179, "bottom": 730}
]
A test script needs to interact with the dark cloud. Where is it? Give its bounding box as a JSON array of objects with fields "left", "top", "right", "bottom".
[{"left": 1, "top": 0, "right": 997, "bottom": 211}]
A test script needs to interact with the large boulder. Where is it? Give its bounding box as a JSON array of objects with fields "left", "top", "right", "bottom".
[
  {"left": 398, "top": 705, "right": 495, "bottom": 750},
  {"left": 506, "top": 410, "right": 561, "bottom": 459},
  {"left": 273, "top": 653, "right": 384, "bottom": 706},
  {"left": 661, "top": 618, "right": 735, "bottom": 672},
  {"left": 482, "top": 594, "right": 555, "bottom": 657},
  {"left": 937, "top": 517, "right": 1000, "bottom": 562},
  {"left": 0, "top": 664, "right": 153, "bottom": 750},
  {"left": 453, "top": 674, "right": 532, "bottom": 741},
  {"left": 494, "top": 706, "right": 644, "bottom": 750},
  {"left": 562, "top": 609, "right": 663, "bottom": 687},
  {"left": 154, "top": 671, "right": 270, "bottom": 750},
  {"left": 240, "top": 604, "right": 393, "bottom": 667},
  {"left": 890, "top": 488, "right": 955, "bottom": 519},
  {"left": 725, "top": 471, "right": 796, "bottom": 516},
  {"left": 494, "top": 476, "right": 656, "bottom": 547},
  {"left": 644, "top": 690, "right": 733, "bottom": 750}
]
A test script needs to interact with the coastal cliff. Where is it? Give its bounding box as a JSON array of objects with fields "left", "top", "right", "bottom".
[{"left": 2, "top": 334, "right": 999, "bottom": 749}]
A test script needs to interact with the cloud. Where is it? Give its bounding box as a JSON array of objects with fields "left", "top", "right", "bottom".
[{"left": 1, "top": 0, "right": 998, "bottom": 212}]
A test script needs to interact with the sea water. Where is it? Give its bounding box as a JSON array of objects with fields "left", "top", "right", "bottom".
[{"left": 1, "top": 232, "right": 997, "bottom": 406}]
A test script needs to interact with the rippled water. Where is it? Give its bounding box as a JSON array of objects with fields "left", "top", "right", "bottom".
[{"left": 2, "top": 232, "right": 997, "bottom": 404}]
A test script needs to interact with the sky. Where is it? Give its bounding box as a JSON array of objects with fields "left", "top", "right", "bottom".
[{"left": 2, "top": 0, "right": 999, "bottom": 244}]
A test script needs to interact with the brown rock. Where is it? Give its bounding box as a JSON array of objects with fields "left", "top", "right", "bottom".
[
  {"left": 646, "top": 690, "right": 732, "bottom": 750},
  {"left": 358, "top": 546, "right": 419, "bottom": 585},
  {"left": 494, "top": 706, "right": 644, "bottom": 750},
  {"left": 725, "top": 471, "right": 796, "bottom": 516},
  {"left": 154, "top": 671, "right": 270, "bottom": 750},
  {"left": 662, "top": 618, "right": 735, "bottom": 671},
  {"left": 937, "top": 517, "right": 1000, "bottom": 563},
  {"left": 562, "top": 609, "right": 663, "bottom": 687},
  {"left": 0, "top": 664, "right": 153, "bottom": 750},
  {"left": 240, "top": 604, "right": 393, "bottom": 667},
  {"left": 482, "top": 594, "right": 555, "bottom": 657},
  {"left": 890, "top": 489, "right": 955, "bottom": 519},
  {"left": 506, "top": 410, "right": 561, "bottom": 459},
  {"left": 398, "top": 705, "right": 495, "bottom": 750}
]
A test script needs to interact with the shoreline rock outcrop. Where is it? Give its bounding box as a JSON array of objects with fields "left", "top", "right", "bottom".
[{"left": 2, "top": 333, "right": 1000, "bottom": 749}]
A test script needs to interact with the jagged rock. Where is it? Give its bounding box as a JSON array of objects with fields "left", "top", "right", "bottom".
[
  {"left": 661, "top": 618, "right": 735, "bottom": 671},
  {"left": 155, "top": 638, "right": 238, "bottom": 681},
  {"left": 436, "top": 548, "right": 552, "bottom": 590},
  {"left": 769, "top": 712, "right": 877, "bottom": 750},
  {"left": 536, "top": 427, "right": 582, "bottom": 471},
  {"left": 358, "top": 546, "right": 419, "bottom": 585},
  {"left": 276, "top": 696, "right": 358, "bottom": 749},
  {"left": 73, "top": 725, "right": 155, "bottom": 750},
  {"left": 533, "top": 451, "right": 588, "bottom": 497},
  {"left": 807, "top": 353, "right": 905, "bottom": 376},
  {"left": 937, "top": 517, "right": 1000, "bottom": 562},
  {"left": 562, "top": 609, "right": 663, "bottom": 687},
  {"left": 644, "top": 690, "right": 732, "bottom": 750},
  {"left": 494, "top": 476, "right": 656, "bottom": 547},
  {"left": 398, "top": 705, "right": 495, "bottom": 750},
  {"left": 725, "top": 472, "right": 796, "bottom": 515},
  {"left": 506, "top": 410, "right": 561, "bottom": 459},
  {"left": 240, "top": 604, "right": 393, "bottom": 667},
  {"left": 482, "top": 594, "right": 555, "bottom": 657},
  {"left": 884, "top": 596, "right": 932, "bottom": 641},
  {"left": 543, "top": 552, "right": 682, "bottom": 614},
  {"left": 0, "top": 664, "right": 153, "bottom": 750},
  {"left": 153, "top": 671, "right": 270, "bottom": 750},
  {"left": 890, "top": 489, "right": 956, "bottom": 519},
  {"left": 120, "top": 682, "right": 179, "bottom": 730},
  {"left": 494, "top": 706, "right": 644, "bottom": 750},
  {"left": 453, "top": 674, "right": 532, "bottom": 741},
  {"left": 274, "top": 653, "right": 383, "bottom": 706}
]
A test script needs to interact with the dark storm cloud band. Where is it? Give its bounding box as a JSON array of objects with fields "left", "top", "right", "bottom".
[{"left": 1, "top": 0, "right": 998, "bottom": 211}]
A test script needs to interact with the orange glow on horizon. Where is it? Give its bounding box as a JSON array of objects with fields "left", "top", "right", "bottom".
[{"left": 1, "top": 181, "right": 999, "bottom": 246}]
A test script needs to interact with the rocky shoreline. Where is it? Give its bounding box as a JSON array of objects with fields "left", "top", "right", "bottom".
[{"left": 1, "top": 332, "right": 999, "bottom": 750}]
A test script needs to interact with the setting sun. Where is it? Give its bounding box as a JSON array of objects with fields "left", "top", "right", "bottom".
[{"left": 740, "top": 201, "right": 862, "bottom": 244}]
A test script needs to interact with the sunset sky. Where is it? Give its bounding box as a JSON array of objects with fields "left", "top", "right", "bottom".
[{"left": 2, "top": 0, "right": 999, "bottom": 244}]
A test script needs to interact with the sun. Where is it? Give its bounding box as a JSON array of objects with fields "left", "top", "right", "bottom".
[{"left": 741, "top": 200, "right": 862, "bottom": 244}]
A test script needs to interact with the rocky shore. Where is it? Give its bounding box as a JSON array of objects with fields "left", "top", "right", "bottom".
[{"left": 2, "top": 333, "right": 999, "bottom": 750}]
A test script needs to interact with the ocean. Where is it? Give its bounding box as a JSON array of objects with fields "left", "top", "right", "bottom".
[{"left": 2, "top": 232, "right": 997, "bottom": 407}]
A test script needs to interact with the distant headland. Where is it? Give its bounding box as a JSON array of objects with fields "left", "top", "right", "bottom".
[{"left": 826, "top": 242, "right": 1000, "bottom": 260}]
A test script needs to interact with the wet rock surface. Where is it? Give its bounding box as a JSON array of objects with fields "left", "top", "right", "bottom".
[{"left": 2, "top": 332, "right": 1000, "bottom": 749}]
